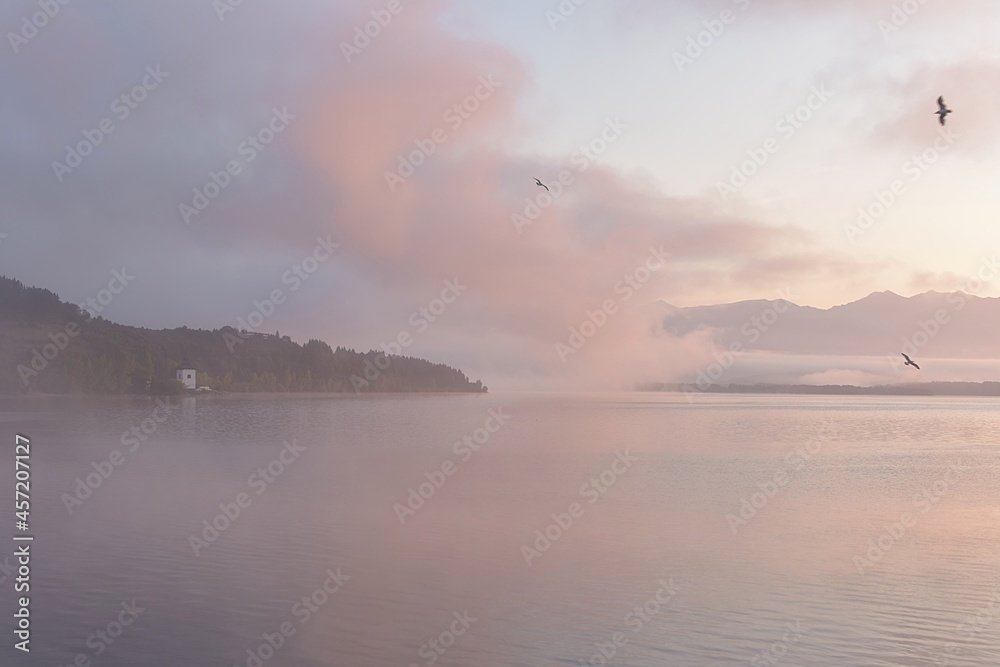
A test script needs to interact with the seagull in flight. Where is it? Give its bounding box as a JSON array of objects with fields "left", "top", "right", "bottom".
[
  {"left": 935, "top": 96, "right": 952, "bottom": 126},
  {"left": 901, "top": 353, "right": 920, "bottom": 370},
  {"left": 534, "top": 178, "right": 549, "bottom": 192}
]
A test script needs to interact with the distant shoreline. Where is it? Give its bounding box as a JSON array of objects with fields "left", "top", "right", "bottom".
[{"left": 640, "top": 381, "right": 1000, "bottom": 396}]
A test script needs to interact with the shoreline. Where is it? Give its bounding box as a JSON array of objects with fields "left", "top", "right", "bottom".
[
  {"left": 0, "top": 390, "right": 490, "bottom": 400},
  {"left": 641, "top": 382, "right": 1000, "bottom": 397}
]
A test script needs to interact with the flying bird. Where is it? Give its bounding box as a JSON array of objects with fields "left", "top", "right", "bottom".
[
  {"left": 901, "top": 353, "right": 920, "bottom": 370},
  {"left": 534, "top": 178, "right": 549, "bottom": 191},
  {"left": 935, "top": 96, "right": 952, "bottom": 126}
]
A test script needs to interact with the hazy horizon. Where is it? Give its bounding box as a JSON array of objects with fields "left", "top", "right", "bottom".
[{"left": 14, "top": 274, "right": 1000, "bottom": 391}]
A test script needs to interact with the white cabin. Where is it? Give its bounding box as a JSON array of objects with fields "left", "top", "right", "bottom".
[{"left": 176, "top": 364, "right": 196, "bottom": 390}]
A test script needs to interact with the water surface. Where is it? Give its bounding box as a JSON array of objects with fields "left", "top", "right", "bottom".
[{"left": 1, "top": 393, "right": 998, "bottom": 666}]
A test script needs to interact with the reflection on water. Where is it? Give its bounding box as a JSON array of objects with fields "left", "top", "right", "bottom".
[{"left": 1, "top": 393, "right": 999, "bottom": 665}]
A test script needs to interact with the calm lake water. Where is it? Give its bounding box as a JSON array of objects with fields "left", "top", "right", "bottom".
[{"left": 1, "top": 392, "right": 999, "bottom": 666}]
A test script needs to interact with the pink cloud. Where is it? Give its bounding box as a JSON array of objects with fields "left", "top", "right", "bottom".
[{"left": 274, "top": 3, "right": 903, "bottom": 388}]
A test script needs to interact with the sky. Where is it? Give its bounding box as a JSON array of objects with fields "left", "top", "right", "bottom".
[{"left": 2, "top": 0, "right": 1000, "bottom": 390}]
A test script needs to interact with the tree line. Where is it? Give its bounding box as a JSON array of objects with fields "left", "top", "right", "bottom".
[{"left": 0, "top": 276, "right": 487, "bottom": 395}]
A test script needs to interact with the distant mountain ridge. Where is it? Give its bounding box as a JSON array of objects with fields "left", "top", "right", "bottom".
[{"left": 654, "top": 290, "right": 999, "bottom": 357}]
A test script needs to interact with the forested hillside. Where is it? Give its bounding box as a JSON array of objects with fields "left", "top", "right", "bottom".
[{"left": 0, "top": 276, "right": 487, "bottom": 395}]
